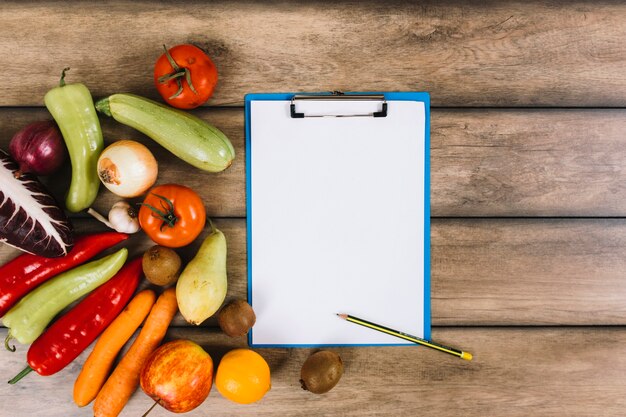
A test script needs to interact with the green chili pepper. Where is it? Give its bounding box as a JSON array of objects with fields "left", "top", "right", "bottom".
[
  {"left": 44, "top": 68, "right": 103, "bottom": 212},
  {"left": 2, "top": 248, "right": 128, "bottom": 349}
]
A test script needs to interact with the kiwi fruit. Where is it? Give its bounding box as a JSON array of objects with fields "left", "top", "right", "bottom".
[
  {"left": 142, "top": 245, "right": 182, "bottom": 286},
  {"left": 217, "top": 299, "right": 256, "bottom": 337},
  {"left": 300, "top": 350, "right": 343, "bottom": 394}
]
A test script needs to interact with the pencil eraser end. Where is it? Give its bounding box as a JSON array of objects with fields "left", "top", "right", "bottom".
[{"left": 461, "top": 352, "right": 473, "bottom": 361}]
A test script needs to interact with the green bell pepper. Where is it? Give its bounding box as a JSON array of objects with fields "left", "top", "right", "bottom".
[
  {"left": 2, "top": 248, "right": 128, "bottom": 348},
  {"left": 44, "top": 68, "right": 103, "bottom": 212}
]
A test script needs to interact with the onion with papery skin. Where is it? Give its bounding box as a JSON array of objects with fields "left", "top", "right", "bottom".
[
  {"left": 97, "top": 140, "right": 158, "bottom": 198},
  {"left": 9, "top": 121, "right": 66, "bottom": 177}
]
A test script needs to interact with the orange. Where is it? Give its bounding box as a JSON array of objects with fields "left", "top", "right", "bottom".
[{"left": 215, "top": 348, "right": 271, "bottom": 404}]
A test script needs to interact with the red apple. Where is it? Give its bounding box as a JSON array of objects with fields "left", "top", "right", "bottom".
[{"left": 140, "top": 339, "right": 213, "bottom": 414}]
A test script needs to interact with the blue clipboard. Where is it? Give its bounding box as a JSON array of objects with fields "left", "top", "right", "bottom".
[{"left": 245, "top": 92, "right": 430, "bottom": 347}]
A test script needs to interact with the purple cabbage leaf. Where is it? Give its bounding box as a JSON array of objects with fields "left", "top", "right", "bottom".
[{"left": 0, "top": 150, "right": 74, "bottom": 257}]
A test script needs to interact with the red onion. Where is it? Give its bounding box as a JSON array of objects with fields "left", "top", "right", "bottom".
[{"left": 9, "top": 120, "right": 66, "bottom": 177}]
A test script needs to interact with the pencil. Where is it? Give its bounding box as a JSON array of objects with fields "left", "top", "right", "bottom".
[{"left": 337, "top": 314, "right": 472, "bottom": 361}]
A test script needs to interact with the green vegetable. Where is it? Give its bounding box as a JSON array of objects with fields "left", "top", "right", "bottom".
[
  {"left": 44, "top": 68, "right": 103, "bottom": 212},
  {"left": 176, "top": 226, "right": 227, "bottom": 325},
  {"left": 95, "top": 93, "right": 234, "bottom": 172},
  {"left": 2, "top": 248, "right": 128, "bottom": 347}
]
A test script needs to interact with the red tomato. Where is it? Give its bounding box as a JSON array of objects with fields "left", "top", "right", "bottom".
[
  {"left": 138, "top": 184, "right": 206, "bottom": 247},
  {"left": 154, "top": 44, "right": 218, "bottom": 109}
]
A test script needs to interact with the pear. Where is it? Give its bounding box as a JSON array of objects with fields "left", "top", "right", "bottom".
[{"left": 176, "top": 227, "right": 227, "bottom": 325}]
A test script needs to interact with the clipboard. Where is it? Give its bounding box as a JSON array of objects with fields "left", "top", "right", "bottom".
[{"left": 245, "top": 92, "right": 430, "bottom": 347}]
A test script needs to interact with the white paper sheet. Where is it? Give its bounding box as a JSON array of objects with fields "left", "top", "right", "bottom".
[{"left": 249, "top": 99, "right": 426, "bottom": 346}]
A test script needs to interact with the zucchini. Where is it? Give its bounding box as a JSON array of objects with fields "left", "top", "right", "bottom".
[{"left": 95, "top": 93, "right": 234, "bottom": 172}]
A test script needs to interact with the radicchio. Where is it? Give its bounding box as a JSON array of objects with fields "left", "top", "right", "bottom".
[{"left": 0, "top": 149, "right": 73, "bottom": 257}]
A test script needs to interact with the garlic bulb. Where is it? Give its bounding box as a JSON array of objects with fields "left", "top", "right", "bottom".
[
  {"left": 87, "top": 201, "right": 140, "bottom": 234},
  {"left": 108, "top": 201, "right": 140, "bottom": 233}
]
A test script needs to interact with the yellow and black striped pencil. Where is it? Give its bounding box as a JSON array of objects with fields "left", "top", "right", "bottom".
[{"left": 337, "top": 313, "right": 472, "bottom": 361}]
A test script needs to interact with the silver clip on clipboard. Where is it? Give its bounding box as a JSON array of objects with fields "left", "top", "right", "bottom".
[{"left": 290, "top": 92, "right": 388, "bottom": 118}]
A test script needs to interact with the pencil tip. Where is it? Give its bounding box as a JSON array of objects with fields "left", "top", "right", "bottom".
[{"left": 336, "top": 313, "right": 348, "bottom": 320}]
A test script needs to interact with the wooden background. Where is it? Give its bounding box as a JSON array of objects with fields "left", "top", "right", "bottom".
[{"left": 1, "top": 1, "right": 625, "bottom": 416}]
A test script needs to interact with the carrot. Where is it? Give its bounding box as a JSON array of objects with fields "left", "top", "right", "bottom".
[
  {"left": 93, "top": 288, "right": 178, "bottom": 417},
  {"left": 73, "top": 289, "right": 157, "bottom": 407}
]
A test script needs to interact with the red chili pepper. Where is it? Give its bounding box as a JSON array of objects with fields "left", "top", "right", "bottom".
[
  {"left": 0, "top": 232, "right": 128, "bottom": 317},
  {"left": 8, "top": 258, "right": 143, "bottom": 383}
]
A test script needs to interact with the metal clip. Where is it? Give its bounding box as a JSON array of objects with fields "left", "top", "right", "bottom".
[{"left": 290, "top": 93, "right": 387, "bottom": 118}]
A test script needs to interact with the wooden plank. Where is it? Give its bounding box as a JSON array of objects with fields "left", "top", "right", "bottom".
[
  {"left": 431, "top": 218, "right": 626, "bottom": 325},
  {"left": 432, "top": 109, "right": 626, "bottom": 217},
  {"left": 2, "top": 108, "right": 626, "bottom": 218},
  {"left": 1, "top": 326, "right": 625, "bottom": 416},
  {"left": 0, "top": 108, "right": 245, "bottom": 218},
  {"left": 1, "top": 1, "right": 625, "bottom": 107},
  {"left": 3, "top": 218, "right": 626, "bottom": 326}
]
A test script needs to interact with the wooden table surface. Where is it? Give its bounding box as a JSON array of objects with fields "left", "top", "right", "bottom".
[{"left": 1, "top": 1, "right": 625, "bottom": 416}]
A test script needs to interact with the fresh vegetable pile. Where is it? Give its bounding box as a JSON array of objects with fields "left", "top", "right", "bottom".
[{"left": 0, "top": 44, "right": 342, "bottom": 416}]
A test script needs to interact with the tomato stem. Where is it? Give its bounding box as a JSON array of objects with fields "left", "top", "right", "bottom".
[
  {"left": 169, "top": 80, "right": 185, "bottom": 101},
  {"left": 153, "top": 193, "right": 175, "bottom": 212},
  {"left": 162, "top": 45, "right": 180, "bottom": 70},
  {"left": 158, "top": 71, "right": 185, "bottom": 83},
  {"left": 139, "top": 194, "right": 178, "bottom": 231},
  {"left": 159, "top": 45, "right": 198, "bottom": 98},
  {"left": 184, "top": 68, "right": 198, "bottom": 95}
]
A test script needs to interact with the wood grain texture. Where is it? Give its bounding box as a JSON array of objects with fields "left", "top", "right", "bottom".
[
  {"left": 431, "top": 218, "right": 626, "bottom": 325},
  {"left": 432, "top": 109, "right": 626, "bottom": 217},
  {"left": 2, "top": 108, "right": 626, "bottom": 218},
  {"left": 1, "top": 327, "right": 625, "bottom": 417},
  {"left": 0, "top": 107, "right": 245, "bottom": 218},
  {"left": 3, "top": 218, "right": 626, "bottom": 326},
  {"left": 0, "top": 1, "right": 624, "bottom": 107}
]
